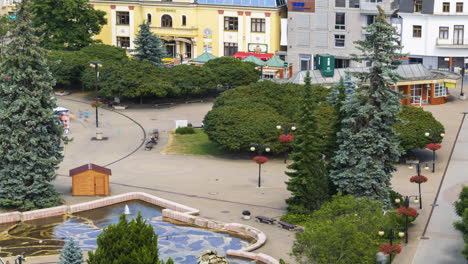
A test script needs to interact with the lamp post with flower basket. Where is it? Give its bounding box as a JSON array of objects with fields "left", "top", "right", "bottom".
[
  {"left": 90, "top": 61, "right": 102, "bottom": 128},
  {"left": 394, "top": 196, "right": 420, "bottom": 243},
  {"left": 250, "top": 143, "right": 271, "bottom": 188},
  {"left": 424, "top": 129, "right": 444, "bottom": 173},
  {"left": 276, "top": 123, "right": 296, "bottom": 163},
  {"left": 408, "top": 163, "right": 429, "bottom": 209},
  {"left": 378, "top": 228, "right": 404, "bottom": 264}
]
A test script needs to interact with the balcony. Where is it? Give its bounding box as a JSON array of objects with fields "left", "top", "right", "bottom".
[
  {"left": 360, "top": 1, "right": 393, "bottom": 13},
  {"left": 436, "top": 38, "right": 468, "bottom": 48},
  {"left": 151, "top": 27, "right": 198, "bottom": 38}
]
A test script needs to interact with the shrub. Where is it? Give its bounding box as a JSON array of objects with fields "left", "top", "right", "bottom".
[
  {"left": 454, "top": 186, "right": 468, "bottom": 260},
  {"left": 280, "top": 213, "right": 313, "bottom": 225},
  {"left": 175, "top": 126, "right": 196, "bottom": 134}
]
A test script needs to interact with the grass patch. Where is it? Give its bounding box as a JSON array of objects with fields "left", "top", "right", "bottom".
[{"left": 164, "top": 129, "right": 225, "bottom": 156}]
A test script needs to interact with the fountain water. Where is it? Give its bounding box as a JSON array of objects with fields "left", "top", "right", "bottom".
[{"left": 124, "top": 205, "right": 131, "bottom": 215}]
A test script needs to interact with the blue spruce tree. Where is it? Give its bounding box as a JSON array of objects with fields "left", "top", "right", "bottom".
[
  {"left": 133, "top": 22, "right": 167, "bottom": 66},
  {"left": 330, "top": 7, "right": 404, "bottom": 207},
  {"left": 0, "top": 0, "right": 63, "bottom": 210},
  {"left": 59, "top": 238, "right": 83, "bottom": 264}
]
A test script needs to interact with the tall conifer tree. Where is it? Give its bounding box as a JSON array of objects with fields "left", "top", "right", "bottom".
[
  {"left": 285, "top": 72, "right": 330, "bottom": 213},
  {"left": 330, "top": 7, "right": 403, "bottom": 207},
  {"left": 0, "top": 0, "right": 63, "bottom": 210},
  {"left": 133, "top": 22, "right": 167, "bottom": 66}
]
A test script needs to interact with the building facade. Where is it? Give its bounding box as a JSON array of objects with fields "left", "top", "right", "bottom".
[
  {"left": 287, "top": 0, "right": 398, "bottom": 74},
  {"left": 0, "top": 0, "right": 17, "bottom": 16},
  {"left": 399, "top": 0, "right": 468, "bottom": 70},
  {"left": 90, "top": 0, "right": 286, "bottom": 61}
]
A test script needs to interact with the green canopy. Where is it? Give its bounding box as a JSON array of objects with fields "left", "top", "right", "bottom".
[
  {"left": 189, "top": 52, "right": 217, "bottom": 64},
  {"left": 265, "top": 56, "right": 285, "bottom": 68},
  {"left": 242, "top": 55, "right": 265, "bottom": 66}
]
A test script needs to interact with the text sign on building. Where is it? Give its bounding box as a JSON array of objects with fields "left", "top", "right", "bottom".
[
  {"left": 288, "top": 0, "right": 315, "bottom": 12},
  {"left": 248, "top": 43, "right": 268, "bottom": 53}
]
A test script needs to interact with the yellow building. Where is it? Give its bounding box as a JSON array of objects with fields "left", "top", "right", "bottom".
[
  {"left": 90, "top": 0, "right": 286, "bottom": 61},
  {"left": 0, "top": 0, "right": 18, "bottom": 16}
]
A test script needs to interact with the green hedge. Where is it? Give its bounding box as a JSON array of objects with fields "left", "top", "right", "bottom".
[{"left": 175, "top": 126, "right": 196, "bottom": 134}]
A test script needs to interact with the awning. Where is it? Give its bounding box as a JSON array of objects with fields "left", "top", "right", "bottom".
[
  {"left": 233, "top": 52, "right": 273, "bottom": 61},
  {"left": 189, "top": 52, "right": 217, "bottom": 64}
]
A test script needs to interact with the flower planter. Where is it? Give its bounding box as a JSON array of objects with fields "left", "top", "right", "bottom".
[
  {"left": 113, "top": 105, "right": 127, "bottom": 110},
  {"left": 54, "top": 91, "right": 69, "bottom": 96}
]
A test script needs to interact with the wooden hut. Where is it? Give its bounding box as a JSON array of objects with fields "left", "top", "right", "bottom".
[{"left": 70, "top": 163, "right": 111, "bottom": 196}]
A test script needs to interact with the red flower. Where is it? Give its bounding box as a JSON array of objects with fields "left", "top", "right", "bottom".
[
  {"left": 278, "top": 134, "right": 294, "bottom": 143},
  {"left": 3, "top": 76, "right": 10, "bottom": 80},
  {"left": 252, "top": 156, "right": 269, "bottom": 164},
  {"left": 397, "top": 206, "right": 418, "bottom": 217},
  {"left": 90, "top": 101, "right": 103, "bottom": 107},
  {"left": 410, "top": 175, "right": 428, "bottom": 184},
  {"left": 379, "top": 243, "right": 402, "bottom": 255},
  {"left": 426, "top": 143, "right": 442, "bottom": 151}
]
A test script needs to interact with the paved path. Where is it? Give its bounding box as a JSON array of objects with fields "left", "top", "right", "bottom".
[{"left": 410, "top": 113, "right": 468, "bottom": 264}]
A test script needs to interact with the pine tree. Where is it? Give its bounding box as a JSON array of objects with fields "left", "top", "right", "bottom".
[
  {"left": 330, "top": 7, "right": 403, "bottom": 207},
  {"left": 0, "top": 0, "right": 62, "bottom": 210},
  {"left": 133, "top": 22, "right": 167, "bottom": 66},
  {"left": 285, "top": 72, "right": 330, "bottom": 213},
  {"left": 88, "top": 213, "right": 173, "bottom": 264},
  {"left": 59, "top": 238, "right": 83, "bottom": 264}
]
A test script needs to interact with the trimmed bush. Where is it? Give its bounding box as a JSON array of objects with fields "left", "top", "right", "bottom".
[
  {"left": 454, "top": 186, "right": 468, "bottom": 260},
  {"left": 175, "top": 126, "right": 196, "bottom": 134}
]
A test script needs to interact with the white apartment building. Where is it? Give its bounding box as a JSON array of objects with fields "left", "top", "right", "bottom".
[{"left": 399, "top": 0, "right": 468, "bottom": 70}]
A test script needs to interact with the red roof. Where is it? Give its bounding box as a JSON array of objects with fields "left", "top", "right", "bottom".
[
  {"left": 69, "top": 163, "right": 112, "bottom": 176},
  {"left": 233, "top": 52, "right": 273, "bottom": 61}
]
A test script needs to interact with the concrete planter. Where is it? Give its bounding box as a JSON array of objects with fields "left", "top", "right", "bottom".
[
  {"left": 113, "top": 105, "right": 127, "bottom": 110},
  {"left": 54, "top": 91, "right": 69, "bottom": 96}
]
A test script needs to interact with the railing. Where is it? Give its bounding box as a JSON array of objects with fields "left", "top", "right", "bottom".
[
  {"left": 151, "top": 27, "right": 198, "bottom": 38},
  {"left": 436, "top": 38, "right": 468, "bottom": 47}
]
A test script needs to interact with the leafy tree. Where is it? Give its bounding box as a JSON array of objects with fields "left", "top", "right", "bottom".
[
  {"left": 166, "top": 64, "right": 218, "bottom": 96},
  {"left": 454, "top": 186, "right": 468, "bottom": 260},
  {"left": 292, "top": 194, "right": 387, "bottom": 264},
  {"left": 88, "top": 213, "right": 172, "bottom": 264},
  {"left": 285, "top": 73, "right": 330, "bottom": 213},
  {"left": 394, "top": 105, "right": 444, "bottom": 153},
  {"left": 31, "top": 0, "right": 106, "bottom": 50},
  {"left": 133, "top": 22, "right": 167, "bottom": 66},
  {"left": 330, "top": 7, "right": 403, "bottom": 207},
  {"left": 48, "top": 50, "right": 92, "bottom": 88},
  {"left": 59, "top": 238, "right": 83, "bottom": 264},
  {"left": 204, "top": 57, "right": 259, "bottom": 88},
  {"left": 80, "top": 44, "right": 128, "bottom": 62},
  {"left": 0, "top": 0, "right": 63, "bottom": 210}
]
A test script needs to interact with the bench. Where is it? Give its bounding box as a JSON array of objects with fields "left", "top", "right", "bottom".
[
  {"left": 255, "top": 216, "right": 276, "bottom": 224},
  {"left": 278, "top": 221, "right": 296, "bottom": 231}
]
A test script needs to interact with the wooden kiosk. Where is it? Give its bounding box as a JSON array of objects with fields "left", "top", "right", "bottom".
[{"left": 70, "top": 163, "right": 111, "bottom": 196}]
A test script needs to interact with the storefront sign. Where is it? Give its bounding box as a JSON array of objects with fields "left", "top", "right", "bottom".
[
  {"left": 203, "top": 28, "right": 213, "bottom": 53},
  {"left": 248, "top": 43, "right": 268, "bottom": 53},
  {"left": 157, "top": 8, "right": 176, "bottom": 13},
  {"left": 288, "top": 0, "right": 315, "bottom": 12}
]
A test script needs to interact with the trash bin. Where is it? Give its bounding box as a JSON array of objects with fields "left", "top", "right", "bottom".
[{"left": 242, "top": 210, "right": 251, "bottom": 220}]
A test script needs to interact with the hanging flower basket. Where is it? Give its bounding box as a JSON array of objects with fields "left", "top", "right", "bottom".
[
  {"left": 379, "top": 243, "right": 402, "bottom": 255},
  {"left": 397, "top": 206, "right": 419, "bottom": 217},
  {"left": 91, "top": 101, "right": 103, "bottom": 108},
  {"left": 426, "top": 143, "right": 442, "bottom": 151},
  {"left": 410, "top": 175, "right": 428, "bottom": 184},
  {"left": 252, "top": 156, "right": 269, "bottom": 164},
  {"left": 279, "top": 134, "right": 294, "bottom": 143},
  {"left": 3, "top": 76, "right": 10, "bottom": 80}
]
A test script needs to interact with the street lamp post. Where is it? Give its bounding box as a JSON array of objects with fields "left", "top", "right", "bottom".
[
  {"left": 378, "top": 229, "right": 405, "bottom": 264},
  {"left": 276, "top": 123, "right": 296, "bottom": 163},
  {"left": 250, "top": 143, "right": 271, "bottom": 188},
  {"left": 394, "top": 195, "right": 419, "bottom": 243},
  {"left": 14, "top": 255, "right": 26, "bottom": 264},
  {"left": 424, "top": 129, "right": 445, "bottom": 172},
  {"left": 408, "top": 163, "right": 429, "bottom": 209},
  {"left": 460, "top": 66, "right": 465, "bottom": 99},
  {"left": 90, "top": 61, "right": 102, "bottom": 128}
]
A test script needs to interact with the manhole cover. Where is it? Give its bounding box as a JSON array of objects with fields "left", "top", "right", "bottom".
[{"left": 221, "top": 211, "right": 230, "bottom": 214}]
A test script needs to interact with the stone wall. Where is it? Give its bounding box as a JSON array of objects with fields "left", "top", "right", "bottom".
[{"left": 0, "top": 192, "right": 278, "bottom": 264}]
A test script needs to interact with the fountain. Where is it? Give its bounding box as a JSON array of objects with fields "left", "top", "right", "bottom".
[{"left": 124, "top": 205, "right": 131, "bottom": 215}]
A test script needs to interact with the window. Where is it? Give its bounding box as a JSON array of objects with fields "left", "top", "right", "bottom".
[
  {"left": 366, "top": 15, "right": 376, "bottom": 25},
  {"left": 224, "top": 17, "right": 238, "bottom": 31},
  {"left": 224, "top": 42, "right": 238, "bottom": 56},
  {"left": 161, "top": 15, "right": 172, "bottom": 28},
  {"left": 349, "top": 0, "right": 359, "bottom": 8},
  {"left": 414, "top": 0, "right": 422, "bottom": 12},
  {"left": 147, "top": 13, "right": 152, "bottom": 24},
  {"left": 251, "top": 18, "right": 265, "bottom": 32},
  {"left": 334, "top": 34, "right": 345, "bottom": 47},
  {"left": 413, "top": 25, "right": 422, "bottom": 38},
  {"left": 335, "top": 13, "right": 345, "bottom": 30},
  {"left": 116, "top": 11, "right": 130, "bottom": 25},
  {"left": 439, "top": 27, "right": 449, "bottom": 39},
  {"left": 300, "top": 55, "right": 311, "bottom": 71},
  {"left": 116, "top": 37, "right": 130, "bottom": 48},
  {"left": 457, "top": 2, "right": 463, "bottom": 12},
  {"left": 434, "top": 83, "right": 447, "bottom": 97},
  {"left": 182, "top": 15, "right": 187, "bottom": 26},
  {"left": 335, "top": 58, "right": 350, "bottom": 68},
  {"left": 335, "top": 0, "right": 345, "bottom": 7},
  {"left": 409, "top": 57, "right": 423, "bottom": 64},
  {"left": 443, "top": 2, "right": 450, "bottom": 12},
  {"left": 185, "top": 43, "right": 192, "bottom": 58}
]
